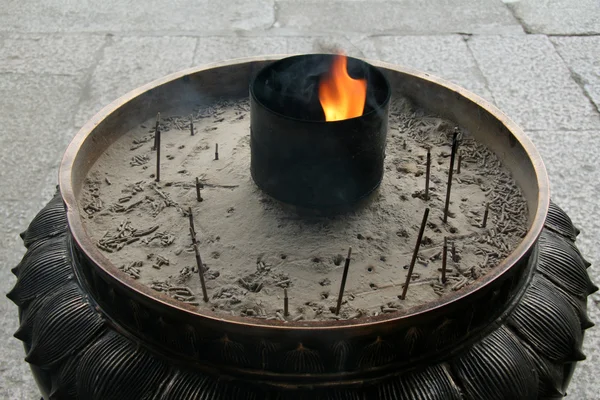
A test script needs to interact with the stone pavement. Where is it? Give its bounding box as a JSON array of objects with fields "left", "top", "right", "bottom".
[{"left": 0, "top": 0, "right": 598, "bottom": 398}]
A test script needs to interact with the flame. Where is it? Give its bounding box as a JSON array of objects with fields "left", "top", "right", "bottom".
[{"left": 318, "top": 55, "right": 367, "bottom": 121}]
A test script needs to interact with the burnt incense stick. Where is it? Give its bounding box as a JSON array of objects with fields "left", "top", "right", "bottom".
[
  {"left": 215, "top": 143, "right": 219, "bottom": 160},
  {"left": 190, "top": 115, "right": 194, "bottom": 136},
  {"left": 284, "top": 288, "right": 289, "bottom": 317},
  {"left": 335, "top": 247, "right": 353, "bottom": 315},
  {"left": 152, "top": 112, "right": 160, "bottom": 150},
  {"left": 443, "top": 131, "right": 459, "bottom": 223},
  {"left": 189, "top": 226, "right": 196, "bottom": 246},
  {"left": 457, "top": 151, "right": 462, "bottom": 174},
  {"left": 400, "top": 207, "right": 429, "bottom": 300},
  {"left": 188, "top": 207, "right": 196, "bottom": 244},
  {"left": 193, "top": 243, "right": 209, "bottom": 302},
  {"left": 155, "top": 128, "right": 161, "bottom": 182},
  {"left": 482, "top": 202, "right": 490, "bottom": 228},
  {"left": 441, "top": 236, "right": 448, "bottom": 283},
  {"left": 195, "top": 177, "right": 203, "bottom": 202},
  {"left": 425, "top": 148, "right": 431, "bottom": 201},
  {"left": 403, "top": 140, "right": 407, "bottom": 150}
]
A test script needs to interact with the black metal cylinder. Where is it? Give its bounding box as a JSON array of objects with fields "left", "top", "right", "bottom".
[{"left": 250, "top": 54, "right": 391, "bottom": 209}]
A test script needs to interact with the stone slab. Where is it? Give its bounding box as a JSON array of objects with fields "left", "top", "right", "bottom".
[
  {"left": 505, "top": 0, "right": 600, "bottom": 35},
  {"left": 0, "top": 286, "right": 41, "bottom": 400},
  {"left": 75, "top": 36, "right": 197, "bottom": 127},
  {"left": 275, "top": 0, "right": 523, "bottom": 35},
  {"left": 552, "top": 36, "right": 600, "bottom": 111},
  {"left": 0, "top": 198, "right": 59, "bottom": 400},
  {"left": 194, "top": 36, "right": 288, "bottom": 65},
  {"left": 193, "top": 35, "right": 376, "bottom": 66},
  {"left": 0, "top": 0, "right": 274, "bottom": 33},
  {"left": 285, "top": 35, "right": 376, "bottom": 58},
  {"left": 0, "top": 34, "right": 106, "bottom": 76},
  {"left": 468, "top": 35, "right": 600, "bottom": 131},
  {"left": 365, "top": 35, "right": 495, "bottom": 101},
  {"left": 526, "top": 130, "right": 600, "bottom": 305},
  {"left": 566, "top": 303, "right": 600, "bottom": 399},
  {"left": 0, "top": 73, "right": 80, "bottom": 201}
]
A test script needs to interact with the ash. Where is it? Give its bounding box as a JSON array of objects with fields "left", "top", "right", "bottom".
[{"left": 80, "top": 95, "right": 528, "bottom": 322}]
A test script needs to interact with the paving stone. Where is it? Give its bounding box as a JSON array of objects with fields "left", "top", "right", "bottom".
[
  {"left": 0, "top": 199, "right": 56, "bottom": 271},
  {"left": 0, "top": 172, "right": 59, "bottom": 399},
  {"left": 505, "top": 0, "right": 600, "bottom": 35},
  {"left": 0, "top": 0, "right": 274, "bottom": 33},
  {"left": 275, "top": 0, "right": 523, "bottom": 35},
  {"left": 566, "top": 303, "right": 600, "bottom": 399},
  {"left": 367, "top": 35, "right": 494, "bottom": 101},
  {"left": 194, "top": 36, "right": 288, "bottom": 65},
  {"left": 285, "top": 35, "right": 376, "bottom": 58},
  {"left": 0, "top": 290, "right": 41, "bottom": 400},
  {"left": 552, "top": 36, "right": 600, "bottom": 111},
  {"left": 75, "top": 36, "right": 197, "bottom": 127},
  {"left": 468, "top": 35, "right": 600, "bottom": 131},
  {"left": 344, "top": 35, "right": 380, "bottom": 60},
  {"left": 0, "top": 203, "right": 47, "bottom": 400},
  {"left": 0, "top": 73, "right": 80, "bottom": 201},
  {"left": 0, "top": 34, "right": 106, "bottom": 76},
  {"left": 193, "top": 35, "right": 376, "bottom": 66},
  {"left": 526, "top": 130, "right": 599, "bottom": 305}
]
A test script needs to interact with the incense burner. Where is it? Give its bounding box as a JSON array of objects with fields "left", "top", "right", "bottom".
[{"left": 8, "top": 56, "right": 596, "bottom": 399}]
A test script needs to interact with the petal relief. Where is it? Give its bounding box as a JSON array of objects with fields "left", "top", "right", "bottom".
[
  {"left": 375, "top": 364, "right": 461, "bottom": 400},
  {"left": 21, "top": 190, "right": 67, "bottom": 248},
  {"left": 537, "top": 230, "right": 597, "bottom": 298},
  {"left": 158, "top": 370, "right": 260, "bottom": 400},
  {"left": 545, "top": 201, "right": 579, "bottom": 242},
  {"left": 278, "top": 390, "right": 363, "bottom": 400},
  {"left": 403, "top": 326, "right": 424, "bottom": 357},
  {"left": 428, "top": 318, "right": 460, "bottom": 352},
  {"left": 536, "top": 274, "right": 594, "bottom": 330},
  {"left": 257, "top": 339, "right": 279, "bottom": 370},
  {"left": 11, "top": 233, "right": 57, "bottom": 277},
  {"left": 332, "top": 340, "right": 352, "bottom": 371},
  {"left": 12, "top": 233, "right": 67, "bottom": 278},
  {"left": 207, "top": 335, "right": 250, "bottom": 367},
  {"left": 76, "top": 331, "right": 170, "bottom": 400},
  {"left": 512, "top": 335, "right": 567, "bottom": 398},
  {"left": 282, "top": 343, "right": 325, "bottom": 373},
  {"left": 7, "top": 235, "right": 73, "bottom": 307},
  {"left": 545, "top": 203, "right": 590, "bottom": 267},
  {"left": 14, "top": 282, "right": 79, "bottom": 344},
  {"left": 451, "top": 326, "right": 538, "bottom": 400},
  {"left": 357, "top": 336, "right": 396, "bottom": 368},
  {"left": 507, "top": 275, "right": 584, "bottom": 363},
  {"left": 25, "top": 286, "right": 105, "bottom": 367},
  {"left": 49, "top": 346, "right": 89, "bottom": 400}
]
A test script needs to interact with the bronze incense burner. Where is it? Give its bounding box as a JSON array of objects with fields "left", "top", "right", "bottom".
[{"left": 8, "top": 56, "right": 596, "bottom": 399}]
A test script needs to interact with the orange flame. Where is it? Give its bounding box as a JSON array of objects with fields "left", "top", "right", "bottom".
[{"left": 318, "top": 55, "right": 367, "bottom": 122}]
